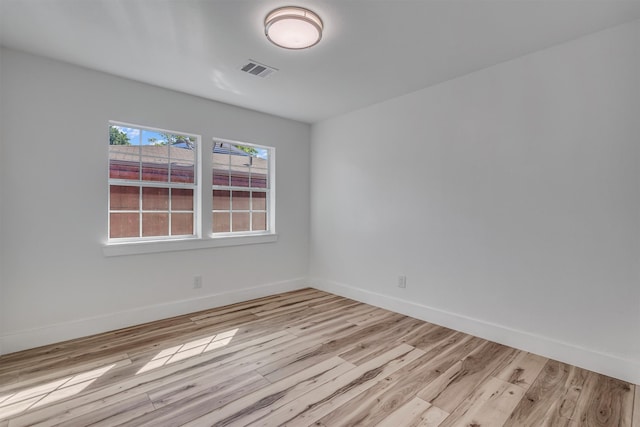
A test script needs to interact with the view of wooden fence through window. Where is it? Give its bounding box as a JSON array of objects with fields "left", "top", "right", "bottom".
[
  {"left": 108, "top": 124, "right": 197, "bottom": 239},
  {"left": 109, "top": 124, "right": 271, "bottom": 240},
  {"left": 212, "top": 141, "right": 270, "bottom": 233}
]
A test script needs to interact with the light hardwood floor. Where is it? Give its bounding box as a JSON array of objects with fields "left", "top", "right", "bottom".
[{"left": 0, "top": 288, "right": 636, "bottom": 426}]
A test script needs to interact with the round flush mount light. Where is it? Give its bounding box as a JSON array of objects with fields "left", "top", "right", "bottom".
[{"left": 265, "top": 6, "right": 323, "bottom": 50}]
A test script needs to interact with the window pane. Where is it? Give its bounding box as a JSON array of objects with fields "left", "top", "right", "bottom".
[
  {"left": 213, "top": 212, "right": 230, "bottom": 233},
  {"left": 110, "top": 125, "right": 140, "bottom": 146},
  {"left": 232, "top": 212, "right": 250, "bottom": 232},
  {"left": 252, "top": 212, "right": 267, "bottom": 231},
  {"left": 171, "top": 213, "right": 193, "bottom": 235},
  {"left": 212, "top": 141, "right": 230, "bottom": 165},
  {"left": 213, "top": 165, "right": 230, "bottom": 186},
  {"left": 172, "top": 188, "right": 193, "bottom": 211},
  {"left": 253, "top": 148, "right": 269, "bottom": 161},
  {"left": 140, "top": 144, "right": 168, "bottom": 158},
  {"left": 110, "top": 186, "right": 139, "bottom": 210},
  {"left": 142, "top": 187, "right": 169, "bottom": 210},
  {"left": 230, "top": 150, "right": 250, "bottom": 166},
  {"left": 142, "top": 213, "right": 169, "bottom": 236},
  {"left": 230, "top": 168, "right": 250, "bottom": 187},
  {"left": 251, "top": 169, "right": 268, "bottom": 188},
  {"left": 213, "top": 190, "right": 230, "bottom": 210},
  {"left": 170, "top": 140, "right": 195, "bottom": 183},
  {"left": 110, "top": 213, "right": 139, "bottom": 238},
  {"left": 252, "top": 192, "right": 266, "bottom": 210},
  {"left": 170, "top": 141, "right": 195, "bottom": 162},
  {"left": 109, "top": 150, "right": 140, "bottom": 180},
  {"left": 142, "top": 130, "right": 170, "bottom": 159},
  {"left": 232, "top": 191, "right": 250, "bottom": 210},
  {"left": 170, "top": 161, "right": 194, "bottom": 183},
  {"left": 141, "top": 157, "right": 169, "bottom": 182}
]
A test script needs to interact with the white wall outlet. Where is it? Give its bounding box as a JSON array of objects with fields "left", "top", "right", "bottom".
[
  {"left": 398, "top": 275, "right": 407, "bottom": 289},
  {"left": 193, "top": 275, "right": 203, "bottom": 289}
]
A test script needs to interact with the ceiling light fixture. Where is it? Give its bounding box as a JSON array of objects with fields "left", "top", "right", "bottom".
[{"left": 265, "top": 6, "right": 323, "bottom": 50}]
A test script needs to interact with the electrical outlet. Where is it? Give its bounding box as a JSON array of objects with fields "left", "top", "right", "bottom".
[
  {"left": 193, "top": 275, "right": 203, "bottom": 289},
  {"left": 398, "top": 275, "right": 407, "bottom": 289}
]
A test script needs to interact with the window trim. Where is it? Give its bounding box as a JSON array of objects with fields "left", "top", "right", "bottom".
[
  {"left": 103, "top": 123, "right": 277, "bottom": 257},
  {"left": 102, "top": 233, "right": 278, "bottom": 257}
]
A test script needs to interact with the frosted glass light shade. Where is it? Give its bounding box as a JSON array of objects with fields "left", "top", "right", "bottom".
[{"left": 265, "top": 7, "right": 323, "bottom": 49}]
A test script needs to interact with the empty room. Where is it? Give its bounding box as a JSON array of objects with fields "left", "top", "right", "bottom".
[{"left": 0, "top": 0, "right": 639, "bottom": 425}]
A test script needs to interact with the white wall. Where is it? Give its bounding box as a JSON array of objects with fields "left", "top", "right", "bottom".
[
  {"left": 310, "top": 20, "right": 640, "bottom": 383},
  {"left": 0, "top": 48, "right": 310, "bottom": 353}
]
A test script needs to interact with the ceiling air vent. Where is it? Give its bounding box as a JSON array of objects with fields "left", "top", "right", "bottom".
[{"left": 240, "top": 60, "right": 278, "bottom": 78}]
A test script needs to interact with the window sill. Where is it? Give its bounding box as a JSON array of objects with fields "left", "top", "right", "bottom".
[{"left": 102, "top": 233, "right": 278, "bottom": 257}]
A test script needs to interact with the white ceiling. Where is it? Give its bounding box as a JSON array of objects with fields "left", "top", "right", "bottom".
[{"left": 1, "top": 0, "right": 640, "bottom": 123}]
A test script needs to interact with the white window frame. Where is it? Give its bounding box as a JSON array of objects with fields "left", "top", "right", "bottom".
[
  {"left": 211, "top": 137, "right": 276, "bottom": 237},
  {"left": 107, "top": 122, "right": 201, "bottom": 243},
  {"left": 103, "top": 122, "right": 277, "bottom": 257}
]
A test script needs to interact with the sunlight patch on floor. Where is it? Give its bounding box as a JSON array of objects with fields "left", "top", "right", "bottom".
[
  {"left": 136, "top": 328, "right": 239, "bottom": 375},
  {"left": 0, "top": 364, "right": 116, "bottom": 419}
]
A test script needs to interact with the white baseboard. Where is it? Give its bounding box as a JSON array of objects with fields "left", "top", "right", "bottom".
[
  {"left": 310, "top": 277, "right": 640, "bottom": 385},
  {"left": 0, "top": 278, "right": 307, "bottom": 355}
]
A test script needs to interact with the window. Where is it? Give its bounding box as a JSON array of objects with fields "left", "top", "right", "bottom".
[
  {"left": 109, "top": 123, "right": 198, "bottom": 241},
  {"left": 106, "top": 123, "right": 276, "bottom": 254},
  {"left": 212, "top": 140, "right": 272, "bottom": 234}
]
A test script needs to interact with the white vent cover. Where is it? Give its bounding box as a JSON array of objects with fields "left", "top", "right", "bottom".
[{"left": 240, "top": 60, "right": 278, "bottom": 78}]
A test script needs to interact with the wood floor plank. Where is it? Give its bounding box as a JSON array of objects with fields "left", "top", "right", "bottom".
[
  {"left": 492, "top": 350, "right": 548, "bottom": 391},
  {"left": 312, "top": 367, "right": 408, "bottom": 426},
  {"left": 122, "top": 371, "right": 269, "bottom": 427},
  {"left": 119, "top": 372, "right": 267, "bottom": 426},
  {"left": 283, "top": 303, "right": 374, "bottom": 335},
  {"left": 181, "top": 356, "right": 355, "bottom": 427},
  {"left": 282, "top": 299, "right": 363, "bottom": 329},
  {"left": 302, "top": 297, "right": 361, "bottom": 313},
  {"left": 51, "top": 393, "right": 154, "bottom": 427},
  {"left": 344, "top": 307, "right": 399, "bottom": 327},
  {"left": 283, "top": 305, "right": 377, "bottom": 337},
  {"left": 439, "top": 376, "right": 525, "bottom": 427},
  {"left": 250, "top": 294, "right": 335, "bottom": 317},
  {"left": 503, "top": 360, "right": 589, "bottom": 426},
  {"left": 415, "top": 406, "right": 450, "bottom": 427},
  {"left": 147, "top": 364, "right": 268, "bottom": 408},
  {"left": 417, "top": 341, "right": 518, "bottom": 413},
  {"left": 313, "top": 335, "right": 485, "bottom": 427},
  {"left": 374, "top": 397, "right": 449, "bottom": 427},
  {"left": 370, "top": 396, "right": 431, "bottom": 427},
  {"left": 258, "top": 315, "right": 424, "bottom": 383},
  {"left": 395, "top": 322, "right": 450, "bottom": 351},
  {"left": 567, "top": 370, "right": 634, "bottom": 427},
  {"left": 0, "top": 375, "right": 19, "bottom": 392},
  {"left": 231, "top": 344, "right": 426, "bottom": 427},
  {"left": 1, "top": 289, "right": 635, "bottom": 427},
  {"left": 336, "top": 316, "right": 427, "bottom": 366}
]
